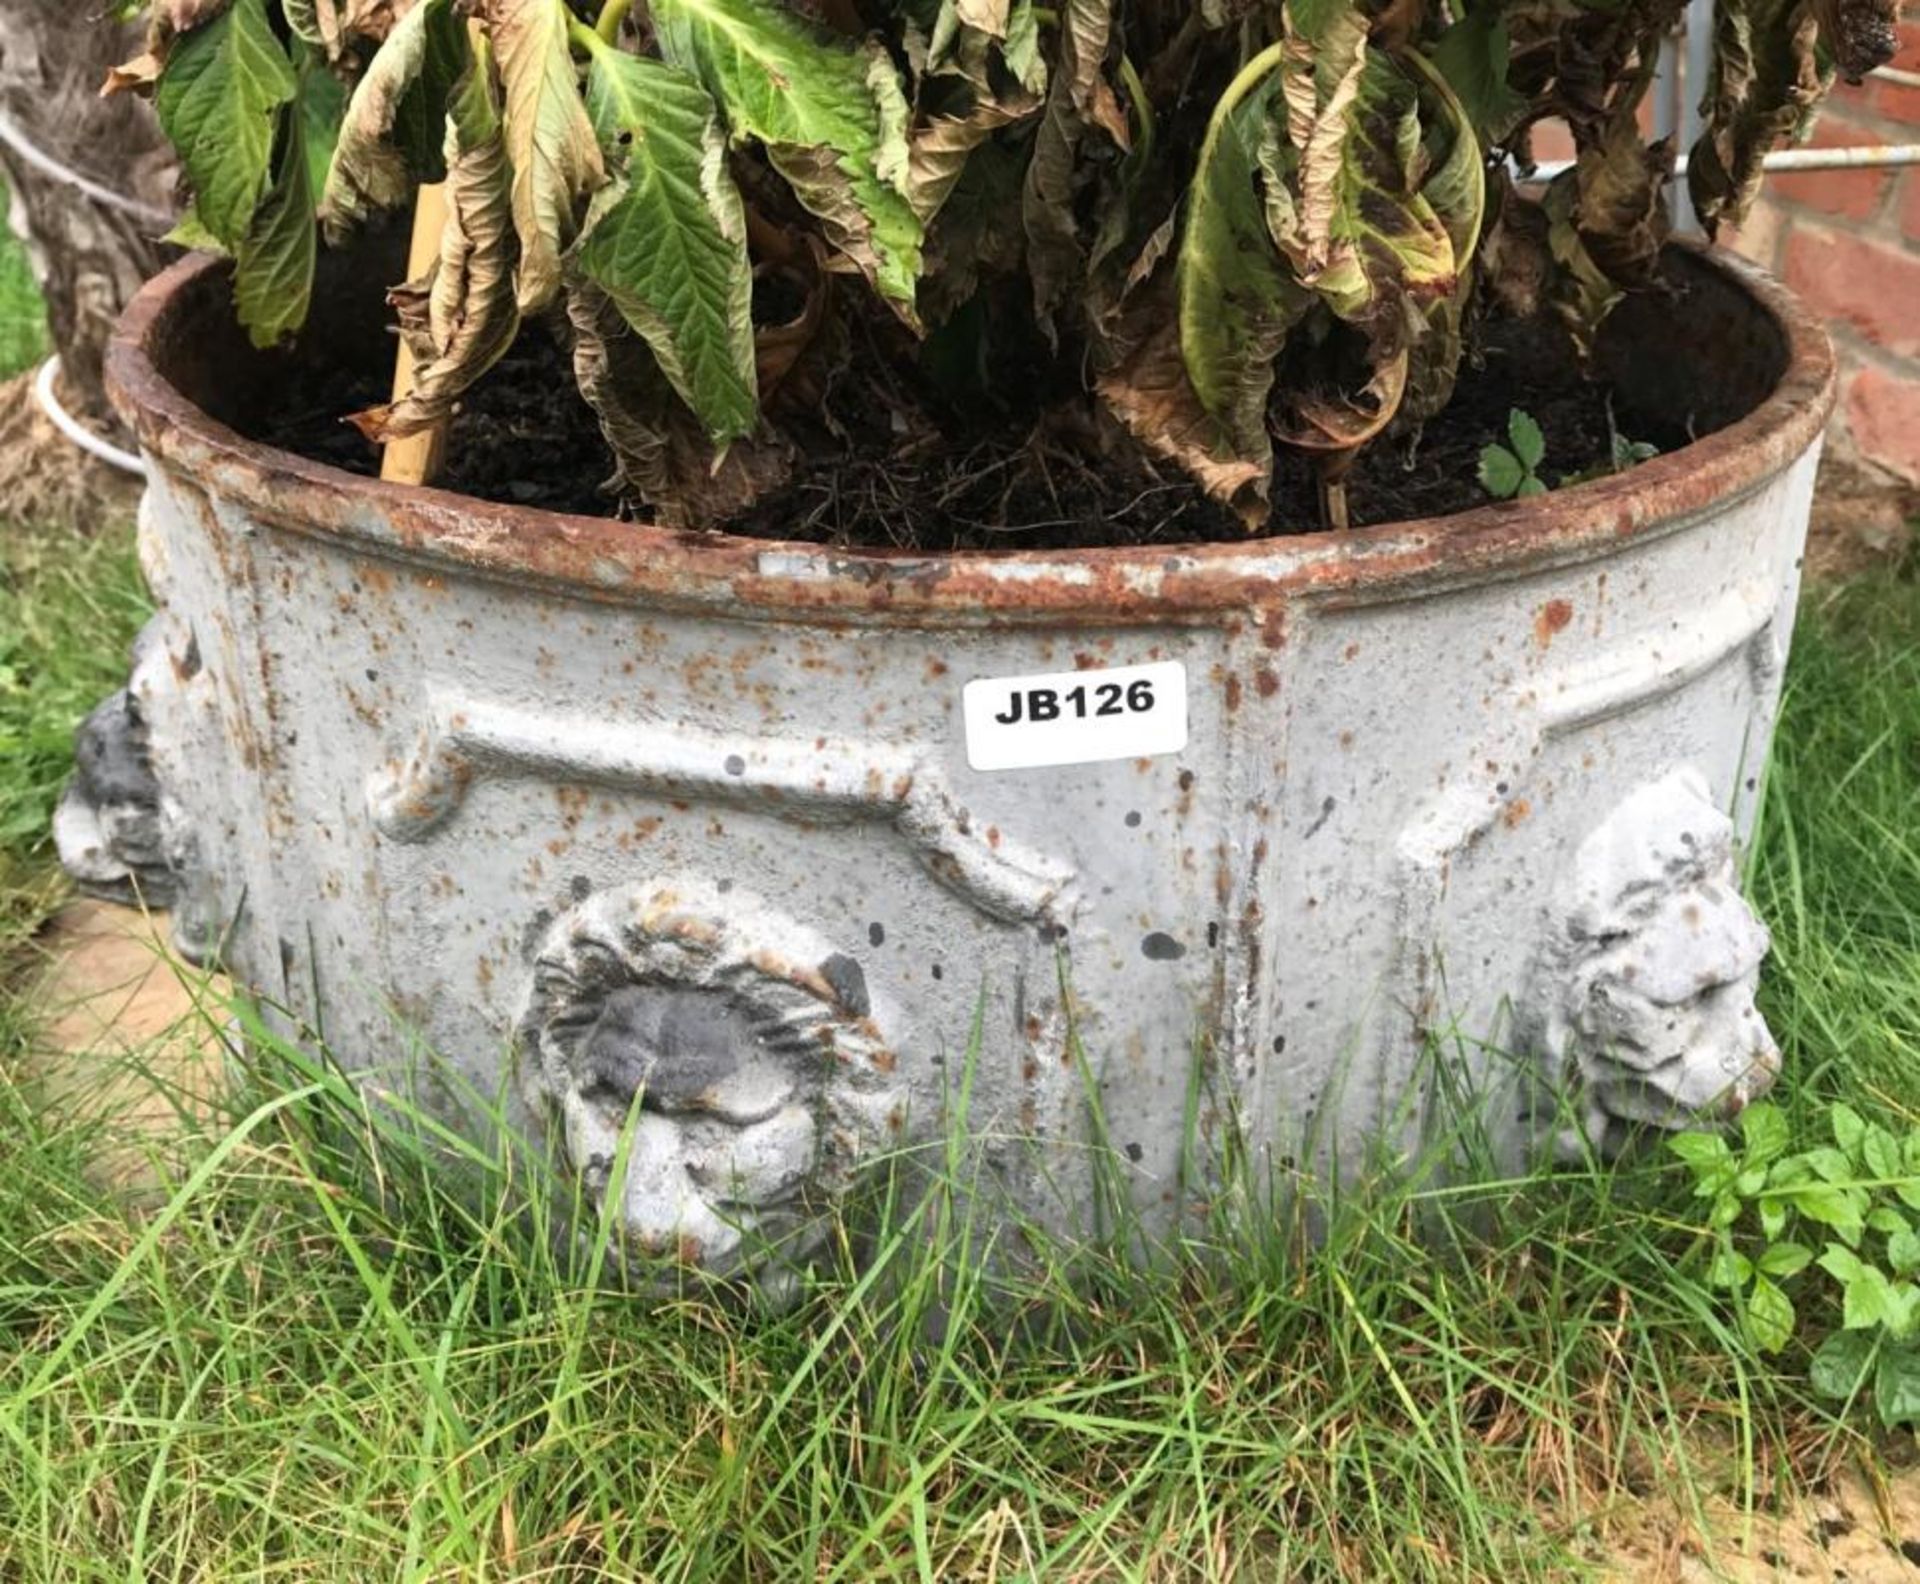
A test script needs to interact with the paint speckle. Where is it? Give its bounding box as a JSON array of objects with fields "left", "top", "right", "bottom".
[
  {"left": 1141, "top": 932, "right": 1185, "bottom": 961},
  {"left": 820, "top": 953, "right": 870, "bottom": 1016},
  {"left": 1125, "top": 1141, "right": 1144, "bottom": 1163},
  {"left": 1272, "top": 1035, "right": 1287, "bottom": 1054},
  {"left": 1125, "top": 811, "right": 1143, "bottom": 828},
  {"left": 724, "top": 753, "right": 746, "bottom": 776},
  {"left": 868, "top": 921, "right": 886, "bottom": 948},
  {"left": 931, "top": 963, "right": 944, "bottom": 980}
]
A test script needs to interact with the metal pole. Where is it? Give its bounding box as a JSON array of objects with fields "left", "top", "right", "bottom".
[{"left": 1530, "top": 143, "right": 1920, "bottom": 180}]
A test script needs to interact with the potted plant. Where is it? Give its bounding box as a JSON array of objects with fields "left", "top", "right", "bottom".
[{"left": 62, "top": 0, "right": 1883, "bottom": 1292}]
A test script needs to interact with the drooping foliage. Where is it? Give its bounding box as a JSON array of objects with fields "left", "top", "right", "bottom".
[{"left": 112, "top": 0, "right": 1896, "bottom": 530}]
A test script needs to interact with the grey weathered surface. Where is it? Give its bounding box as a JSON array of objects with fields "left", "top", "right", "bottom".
[{"left": 83, "top": 244, "right": 1833, "bottom": 1293}]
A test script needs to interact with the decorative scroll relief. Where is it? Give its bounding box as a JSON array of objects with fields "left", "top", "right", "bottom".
[
  {"left": 517, "top": 876, "right": 907, "bottom": 1302},
  {"left": 1519, "top": 769, "right": 1779, "bottom": 1157},
  {"left": 367, "top": 694, "right": 1075, "bottom": 926}
]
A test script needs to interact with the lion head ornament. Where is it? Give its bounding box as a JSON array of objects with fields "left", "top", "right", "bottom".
[
  {"left": 1521, "top": 768, "right": 1780, "bottom": 1160},
  {"left": 517, "top": 877, "right": 907, "bottom": 1304}
]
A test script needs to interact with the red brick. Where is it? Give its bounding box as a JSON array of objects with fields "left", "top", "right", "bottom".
[
  {"left": 1845, "top": 363, "right": 1920, "bottom": 483},
  {"left": 1769, "top": 116, "right": 1897, "bottom": 219},
  {"left": 1532, "top": 118, "right": 1575, "bottom": 164},
  {"left": 1784, "top": 226, "right": 1920, "bottom": 356},
  {"left": 1869, "top": 74, "right": 1920, "bottom": 123},
  {"left": 1893, "top": 19, "right": 1920, "bottom": 74},
  {"left": 1904, "top": 169, "right": 1920, "bottom": 240}
]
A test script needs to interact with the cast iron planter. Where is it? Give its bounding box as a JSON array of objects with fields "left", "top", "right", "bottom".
[{"left": 61, "top": 244, "right": 1834, "bottom": 1296}]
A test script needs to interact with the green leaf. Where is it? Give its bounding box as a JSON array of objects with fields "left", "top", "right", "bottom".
[
  {"left": 493, "top": 0, "right": 607, "bottom": 313},
  {"left": 1844, "top": 1267, "right": 1899, "bottom": 1332},
  {"left": 1709, "top": 1248, "right": 1754, "bottom": 1289},
  {"left": 1891, "top": 1228, "right": 1920, "bottom": 1277},
  {"left": 154, "top": 0, "right": 298, "bottom": 248},
  {"left": 1878, "top": 1343, "right": 1920, "bottom": 1427},
  {"left": 1758, "top": 1241, "right": 1813, "bottom": 1278},
  {"left": 574, "top": 44, "right": 757, "bottom": 447},
  {"left": 1760, "top": 1197, "right": 1789, "bottom": 1240},
  {"left": 298, "top": 54, "right": 347, "bottom": 206},
  {"left": 233, "top": 69, "right": 319, "bottom": 347},
  {"left": 1832, "top": 1103, "right": 1869, "bottom": 1162},
  {"left": 1797, "top": 1187, "right": 1867, "bottom": 1243},
  {"left": 1476, "top": 443, "right": 1524, "bottom": 499},
  {"left": 1809, "top": 1330, "right": 1874, "bottom": 1400},
  {"left": 1807, "top": 1146, "right": 1857, "bottom": 1185},
  {"left": 1428, "top": 7, "right": 1527, "bottom": 143},
  {"left": 1863, "top": 1126, "right": 1903, "bottom": 1183},
  {"left": 1506, "top": 408, "right": 1545, "bottom": 471},
  {"left": 321, "top": 0, "right": 467, "bottom": 239},
  {"left": 652, "top": 0, "right": 925, "bottom": 317},
  {"left": 1746, "top": 1275, "right": 1795, "bottom": 1354},
  {"left": 1869, "top": 1205, "right": 1910, "bottom": 1236},
  {"left": 1739, "top": 1102, "right": 1787, "bottom": 1166},
  {"left": 1670, "top": 1131, "right": 1734, "bottom": 1174},
  {"left": 1516, "top": 476, "right": 1548, "bottom": 499}
]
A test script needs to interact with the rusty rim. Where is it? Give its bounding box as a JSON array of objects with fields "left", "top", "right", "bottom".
[{"left": 107, "top": 246, "right": 1835, "bottom": 624}]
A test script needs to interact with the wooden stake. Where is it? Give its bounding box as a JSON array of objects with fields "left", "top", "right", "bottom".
[{"left": 378, "top": 177, "right": 450, "bottom": 486}]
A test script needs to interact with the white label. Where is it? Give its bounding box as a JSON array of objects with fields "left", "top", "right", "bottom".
[{"left": 962, "top": 660, "right": 1188, "bottom": 772}]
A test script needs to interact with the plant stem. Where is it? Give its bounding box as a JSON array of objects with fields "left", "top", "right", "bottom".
[
  {"left": 595, "top": 0, "right": 633, "bottom": 43},
  {"left": 569, "top": 14, "right": 609, "bottom": 56}
]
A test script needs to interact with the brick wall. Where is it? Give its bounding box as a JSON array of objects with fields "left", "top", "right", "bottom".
[{"left": 1728, "top": 10, "right": 1920, "bottom": 485}]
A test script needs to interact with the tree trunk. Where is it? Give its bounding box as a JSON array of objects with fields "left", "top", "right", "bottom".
[{"left": 0, "top": 5, "right": 175, "bottom": 428}]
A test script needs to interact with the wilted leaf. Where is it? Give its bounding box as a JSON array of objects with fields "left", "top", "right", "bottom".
[
  {"left": 567, "top": 282, "right": 792, "bottom": 524},
  {"left": 1020, "top": 72, "right": 1086, "bottom": 340},
  {"left": 1811, "top": 0, "right": 1899, "bottom": 79},
  {"left": 152, "top": 0, "right": 297, "bottom": 247},
  {"left": 1098, "top": 313, "right": 1268, "bottom": 527},
  {"left": 1176, "top": 72, "right": 1309, "bottom": 463},
  {"left": 653, "top": 0, "right": 925, "bottom": 318},
  {"left": 321, "top": 0, "right": 468, "bottom": 240},
  {"left": 573, "top": 43, "right": 757, "bottom": 446},
  {"left": 350, "top": 48, "right": 520, "bottom": 441},
  {"left": 1689, "top": 0, "right": 1828, "bottom": 235},
  {"left": 487, "top": 0, "right": 607, "bottom": 314},
  {"left": 233, "top": 71, "right": 319, "bottom": 346}
]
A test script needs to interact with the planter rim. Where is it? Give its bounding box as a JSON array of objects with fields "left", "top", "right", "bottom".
[{"left": 108, "top": 244, "right": 1835, "bottom": 623}]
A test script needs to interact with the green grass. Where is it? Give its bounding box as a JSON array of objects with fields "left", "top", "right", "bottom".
[
  {"left": 0, "top": 540, "right": 1913, "bottom": 1580},
  {"left": 0, "top": 180, "right": 49, "bottom": 379}
]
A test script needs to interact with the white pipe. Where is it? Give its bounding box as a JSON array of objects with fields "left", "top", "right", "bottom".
[
  {"left": 1531, "top": 142, "right": 1920, "bottom": 180},
  {"left": 1871, "top": 66, "right": 1920, "bottom": 90},
  {"left": 33, "top": 356, "right": 145, "bottom": 477},
  {"left": 0, "top": 110, "right": 174, "bottom": 229}
]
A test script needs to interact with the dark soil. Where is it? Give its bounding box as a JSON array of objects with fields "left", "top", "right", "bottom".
[{"left": 249, "top": 310, "right": 1691, "bottom": 549}]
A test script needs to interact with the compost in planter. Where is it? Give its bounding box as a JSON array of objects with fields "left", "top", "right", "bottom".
[{"left": 246, "top": 251, "right": 1698, "bottom": 549}]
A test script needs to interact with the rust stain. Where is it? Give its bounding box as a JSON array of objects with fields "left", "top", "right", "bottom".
[
  {"left": 1502, "top": 797, "right": 1532, "bottom": 828},
  {"left": 1254, "top": 668, "right": 1279, "bottom": 699},
  {"left": 1534, "top": 598, "right": 1575, "bottom": 645},
  {"left": 1224, "top": 674, "right": 1242, "bottom": 712}
]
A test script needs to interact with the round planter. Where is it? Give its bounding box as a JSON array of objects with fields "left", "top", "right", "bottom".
[{"left": 67, "top": 244, "right": 1833, "bottom": 1294}]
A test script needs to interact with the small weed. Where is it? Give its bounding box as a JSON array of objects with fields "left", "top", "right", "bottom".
[
  {"left": 1673, "top": 1098, "right": 1920, "bottom": 1430},
  {"left": 1477, "top": 408, "right": 1548, "bottom": 499}
]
